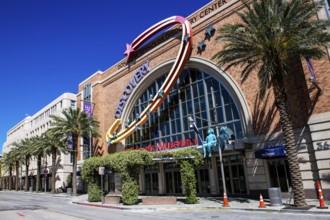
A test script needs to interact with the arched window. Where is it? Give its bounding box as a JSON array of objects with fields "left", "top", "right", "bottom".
[{"left": 126, "top": 68, "right": 243, "bottom": 149}]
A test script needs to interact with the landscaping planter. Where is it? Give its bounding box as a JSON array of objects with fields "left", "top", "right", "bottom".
[
  {"left": 142, "top": 197, "right": 177, "bottom": 205},
  {"left": 104, "top": 196, "right": 121, "bottom": 204}
]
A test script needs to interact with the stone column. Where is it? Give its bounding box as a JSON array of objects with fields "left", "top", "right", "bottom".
[
  {"left": 139, "top": 167, "right": 145, "bottom": 194},
  {"left": 158, "top": 163, "right": 165, "bottom": 194},
  {"left": 308, "top": 112, "right": 330, "bottom": 199}
]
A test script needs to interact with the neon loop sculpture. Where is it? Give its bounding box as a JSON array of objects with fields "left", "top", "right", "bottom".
[{"left": 106, "top": 16, "right": 193, "bottom": 144}]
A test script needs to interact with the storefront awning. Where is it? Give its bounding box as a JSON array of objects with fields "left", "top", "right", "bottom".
[{"left": 255, "top": 145, "right": 286, "bottom": 159}]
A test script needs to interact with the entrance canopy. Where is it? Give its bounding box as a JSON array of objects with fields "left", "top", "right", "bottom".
[{"left": 255, "top": 145, "right": 286, "bottom": 159}]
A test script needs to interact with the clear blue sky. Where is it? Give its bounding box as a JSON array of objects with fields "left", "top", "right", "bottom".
[{"left": 0, "top": 0, "right": 211, "bottom": 154}]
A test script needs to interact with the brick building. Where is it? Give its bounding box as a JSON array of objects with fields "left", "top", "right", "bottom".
[{"left": 77, "top": 0, "right": 330, "bottom": 199}]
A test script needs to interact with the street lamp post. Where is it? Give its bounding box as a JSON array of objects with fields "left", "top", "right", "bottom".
[
  {"left": 210, "top": 87, "right": 228, "bottom": 200},
  {"left": 187, "top": 87, "right": 228, "bottom": 202},
  {"left": 82, "top": 100, "right": 95, "bottom": 158},
  {"left": 188, "top": 115, "right": 227, "bottom": 200}
]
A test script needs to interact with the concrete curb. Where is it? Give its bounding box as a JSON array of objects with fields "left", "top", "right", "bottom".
[{"left": 71, "top": 201, "right": 330, "bottom": 214}]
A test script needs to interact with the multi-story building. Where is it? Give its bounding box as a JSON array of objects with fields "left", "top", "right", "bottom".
[
  {"left": 2, "top": 93, "right": 76, "bottom": 191},
  {"left": 76, "top": 0, "right": 330, "bottom": 199}
]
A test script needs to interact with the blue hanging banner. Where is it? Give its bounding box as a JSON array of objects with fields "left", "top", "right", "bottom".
[
  {"left": 83, "top": 102, "right": 92, "bottom": 116},
  {"left": 255, "top": 145, "right": 287, "bottom": 159}
]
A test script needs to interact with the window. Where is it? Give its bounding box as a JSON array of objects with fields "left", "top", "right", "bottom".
[
  {"left": 71, "top": 100, "right": 76, "bottom": 108},
  {"left": 126, "top": 68, "right": 243, "bottom": 149},
  {"left": 83, "top": 83, "right": 92, "bottom": 102},
  {"left": 325, "top": 1, "right": 330, "bottom": 20}
]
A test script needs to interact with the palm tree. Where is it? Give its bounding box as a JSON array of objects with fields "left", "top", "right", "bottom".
[
  {"left": 2, "top": 151, "right": 14, "bottom": 190},
  {"left": 41, "top": 130, "right": 67, "bottom": 194},
  {"left": 30, "top": 135, "right": 45, "bottom": 193},
  {"left": 0, "top": 157, "right": 3, "bottom": 189},
  {"left": 50, "top": 107, "right": 100, "bottom": 196},
  {"left": 212, "top": 0, "right": 330, "bottom": 208},
  {"left": 10, "top": 146, "right": 23, "bottom": 191},
  {"left": 18, "top": 138, "right": 33, "bottom": 192}
]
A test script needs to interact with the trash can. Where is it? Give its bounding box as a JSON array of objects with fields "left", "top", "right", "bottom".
[
  {"left": 29, "top": 187, "right": 33, "bottom": 192},
  {"left": 67, "top": 188, "right": 72, "bottom": 197},
  {"left": 268, "top": 187, "right": 283, "bottom": 206}
]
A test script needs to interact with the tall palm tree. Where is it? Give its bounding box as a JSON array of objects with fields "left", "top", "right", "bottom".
[
  {"left": 212, "top": 0, "right": 330, "bottom": 208},
  {"left": 30, "top": 135, "right": 45, "bottom": 193},
  {"left": 19, "top": 138, "right": 33, "bottom": 191},
  {"left": 10, "top": 146, "right": 23, "bottom": 191},
  {"left": 41, "top": 130, "right": 67, "bottom": 194},
  {"left": 50, "top": 107, "right": 100, "bottom": 196},
  {"left": 0, "top": 157, "right": 3, "bottom": 189},
  {"left": 2, "top": 151, "right": 14, "bottom": 190}
]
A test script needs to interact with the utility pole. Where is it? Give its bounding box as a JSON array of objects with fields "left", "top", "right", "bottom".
[{"left": 211, "top": 87, "right": 227, "bottom": 197}]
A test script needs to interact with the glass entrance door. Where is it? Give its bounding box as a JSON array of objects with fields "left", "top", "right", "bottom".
[
  {"left": 217, "top": 154, "right": 247, "bottom": 194},
  {"left": 268, "top": 160, "right": 291, "bottom": 192},
  {"left": 145, "top": 165, "right": 159, "bottom": 194},
  {"left": 165, "top": 171, "right": 182, "bottom": 194},
  {"left": 164, "top": 163, "right": 182, "bottom": 194},
  {"left": 145, "top": 172, "right": 159, "bottom": 194},
  {"left": 195, "top": 168, "right": 210, "bottom": 194},
  {"left": 218, "top": 164, "right": 231, "bottom": 194},
  {"left": 231, "top": 164, "right": 246, "bottom": 194}
]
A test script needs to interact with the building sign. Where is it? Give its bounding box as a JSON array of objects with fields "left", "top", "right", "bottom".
[
  {"left": 116, "top": 1, "right": 229, "bottom": 70},
  {"left": 114, "top": 60, "right": 150, "bottom": 118},
  {"left": 125, "top": 138, "right": 198, "bottom": 152},
  {"left": 106, "top": 15, "right": 193, "bottom": 145},
  {"left": 316, "top": 141, "right": 329, "bottom": 151},
  {"left": 188, "top": 0, "right": 229, "bottom": 24},
  {"left": 99, "top": 166, "right": 105, "bottom": 175},
  {"left": 117, "top": 29, "right": 180, "bottom": 69}
]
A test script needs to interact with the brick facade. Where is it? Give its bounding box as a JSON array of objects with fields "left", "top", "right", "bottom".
[{"left": 77, "top": 0, "right": 330, "bottom": 199}]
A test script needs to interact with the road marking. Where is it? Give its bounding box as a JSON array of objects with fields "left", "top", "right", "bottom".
[{"left": 16, "top": 212, "right": 25, "bottom": 217}]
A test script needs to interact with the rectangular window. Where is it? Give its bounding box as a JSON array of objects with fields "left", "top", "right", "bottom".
[
  {"left": 325, "top": 1, "right": 330, "bottom": 20},
  {"left": 83, "top": 83, "right": 92, "bottom": 105},
  {"left": 71, "top": 100, "right": 76, "bottom": 108},
  {"left": 82, "top": 136, "right": 90, "bottom": 160}
]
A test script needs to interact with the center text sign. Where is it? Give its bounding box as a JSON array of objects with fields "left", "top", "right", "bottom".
[{"left": 114, "top": 61, "right": 150, "bottom": 118}]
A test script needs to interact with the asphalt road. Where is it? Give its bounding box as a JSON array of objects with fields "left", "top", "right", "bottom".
[{"left": 0, "top": 191, "right": 329, "bottom": 220}]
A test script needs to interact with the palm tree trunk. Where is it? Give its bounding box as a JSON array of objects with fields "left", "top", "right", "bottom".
[
  {"left": 72, "top": 136, "right": 78, "bottom": 196},
  {"left": 9, "top": 166, "right": 12, "bottom": 190},
  {"left": 51, "top": 149, "right": 56, "bottom": 194},
  {"left": 36, "top": 155, "right": 41, "bottom": 193},
  {"left": 25, "top": 157, "right": 29, "bottom": 192},
  {"left": 272, "top": 74, "right": 308, "bottom": 208},
  {"left": 15, "top": 161, "right": 19, "bottom": 191},
  {"left": 72, "top": 151, "right": 77, "bottom": 196}
]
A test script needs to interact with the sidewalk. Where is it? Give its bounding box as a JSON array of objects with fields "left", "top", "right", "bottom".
[
  {"left": 71, "top": 194, "right": 330, "bottom": 214},
  {"left": 4, "top": 190, "right": 329, "bottom": 214}
]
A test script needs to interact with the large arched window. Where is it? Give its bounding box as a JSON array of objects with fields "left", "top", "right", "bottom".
[{"left": 125, "top": 68, "right": 243, "bottom": 149}]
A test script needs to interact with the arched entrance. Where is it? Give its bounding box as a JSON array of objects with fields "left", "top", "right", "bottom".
[{"left": 120, "top": 58, "right": 252, "bottom": 195}]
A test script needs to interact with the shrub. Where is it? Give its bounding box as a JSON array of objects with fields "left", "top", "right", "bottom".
[
  {"left": 153, "top": 148, "right": 202, "bottom": 204},
  {"left": 82, "top": 148, "right": 202, "bottom": 205},
  {"left": 87, "top": 183, "right": 101, "bottom": 202},
  {"left": 180, "top": 160, "right": 198, "bottom": 204},
  {"left": 122, "top": 179, "right": 139, "bottom": 205},
  {"left": 82, "top": 156, "right": 111, "bottom": 202},
  {"left": 66, "top": 173, "right": 72, "bottom": 188},
  {"left": 109, "top": 150, "right": 154, "bottom": 205}
]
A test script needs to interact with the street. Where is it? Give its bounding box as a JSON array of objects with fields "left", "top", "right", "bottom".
[{"left": 0, "top": 191, "right": 329, "bottom": 220}]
